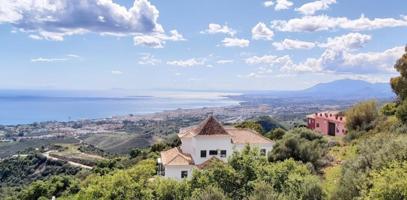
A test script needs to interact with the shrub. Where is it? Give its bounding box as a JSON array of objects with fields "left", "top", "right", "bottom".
[
  {"left": 346, "top": 101, "right": 378, "bottom": 132},
  {"left": 268, "top": 128, "right": 328, "bottom": 170},
  {"left": 396, "top": 100, "right": 407, "bottom": 123},
  {"left": 381, "top": 102, "right": 397, "bottom": 116},
  {"left": 267, "top": 128, "right": 286, "bottom": 140}
]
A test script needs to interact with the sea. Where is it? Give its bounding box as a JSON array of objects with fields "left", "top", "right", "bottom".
[{"left": 0, "top": 90, "right": 241, "bottom": 125}]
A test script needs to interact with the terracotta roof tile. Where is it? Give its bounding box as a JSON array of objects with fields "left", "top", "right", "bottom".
[
  {"left": 225, "top": 127, "right": 274, "bottom": 144},
  {"left": 160, "top": 147, "right": 194, "bottom": 166},
  {"left": 178, "top": 116, "right": 228, "bottom": 138}
]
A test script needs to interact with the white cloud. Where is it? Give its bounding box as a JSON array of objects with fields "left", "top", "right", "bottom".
[
  {"left": 30, "top": 54, "right": 81, "bottom": 63},
  {"left": 271, "top": 15, "right": 407, "bottom": 32},
  {"left": 221, "top": 37, "right": 250, "bottom": 48},
  {"left": 295, "top": 0, "right": 336, "bottom": 15},
  {"left": 201, "top": 23, "right": 236, "bottom": 36},
  {"left": 138, "top": 53, "right": 161, "bottom": 65},
  {"left": 111, "top": 70, "right": 123, "bottom": 75},
  {"left": 264, "top": 0, "right": 293, "bottom": 10},
  {"left": 0, "top": 0, "right": 183, "bottom": 47},
  {"left": 167, "top": 58, "right": 205, "bottom": 67},
  {"left": 251, "top": 22, "right": 274, "bottom": 40},
  {"left": 31, "top": 57, "right": 67, "bottom": 63},
  {"left": 318, "top": 32, "right": 371, "bottom": 50},
  {"left": 263, "top": 1, "right": 274, "bottom": 7},
  {"left": 216, "top": 59, "right": 234, "bottom": 64},
  {"left": 273, "top": 39, "right": 316, "bottom": 50},
  {"left": 133, "top": 30, "right": 185, "bottom": 48}
]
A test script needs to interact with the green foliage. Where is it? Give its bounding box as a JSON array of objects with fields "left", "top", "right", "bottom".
[
  {"left": 396, "top": 99, "right": 407, "bottom": 123},
  {"left": 334, "top": 134, "right": 407, "bottom": 200},
  {"left": 0, "top": 153, "right": 80, "bottom": 188},
  {"left": 235, "top": 116, "right": 286, "bottom": 135},
  {"left": 235, "top": 121, "right": 264, "bottom": 134},
  {"left": 267, "top": 128, "right": 286, "bottom": 140},
  {"left": 381, "top": 102, "right": 397, "bottom": 116},
  {"left": 346, "top": 100, "right": 378, "bottom": 132},
  {"left": 190, "top": 186, "right": 230, "bottom": 200},
  {"left": 75, "top": 159, "right": 156, "bottom": 200},
  {"left": 269, "top": 128, "right": 328, "bottom": 170},
  {"left": 16, "top": 176, "right": 79, "bottom": 200},
  {"left": 390, "top": 46, "right": 407, "bottom": 101},
  {"left": 365, "top": 161, "right": 407, "bottom": 200},
  {"left": 258, "top": 159, "right": 325, "bottom": 200},
  {"left": 148, "top": 178, "right": 190, "bottom": 200}
]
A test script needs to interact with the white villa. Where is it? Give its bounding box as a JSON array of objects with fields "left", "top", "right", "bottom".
[{"left": 158, "top": 116, "right": 274, "bottom": 180}]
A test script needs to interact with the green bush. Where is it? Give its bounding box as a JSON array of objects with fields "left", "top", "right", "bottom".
[
  {"left": 268, "top": 128, "right": 328, "bottom": 170},
  {"left": 396, "top": 100, "right": 407, "bottom": 123},
  {"left": 346, "top": 101, "right": 378, "bottom": 132},
  {"left": 267, "top": 128, "right": 286, "bottom": 140},
  {"left": 381, "top": 102, "right": 397, "bottom": 116}
]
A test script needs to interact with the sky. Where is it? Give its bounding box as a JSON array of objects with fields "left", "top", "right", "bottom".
[{"left": 0, "top": 0, "right": 406, "bottom": 91}]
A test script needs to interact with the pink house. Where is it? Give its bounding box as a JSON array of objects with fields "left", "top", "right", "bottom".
[{"left": 306, "top": 111, "right": 347, "bottom": 136}]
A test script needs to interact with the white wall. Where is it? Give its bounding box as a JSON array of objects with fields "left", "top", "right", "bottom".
[
  {"left": 180, "top": 137, "right": 193, "bottom": 154},
  {"left": 165, "top": 165, "right": 195, "bottom": 180},
  {"left": 191, "top": 135, "right": 233, "bottom": 165}
]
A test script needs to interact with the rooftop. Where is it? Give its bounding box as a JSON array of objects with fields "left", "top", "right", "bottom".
[{"left": 160, "top": 147, "right": 194, "bottom": 166}]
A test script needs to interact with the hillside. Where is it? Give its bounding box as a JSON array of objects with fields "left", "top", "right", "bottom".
[{"left": 240, "top": 79, "right": 394, "bottom": 100}]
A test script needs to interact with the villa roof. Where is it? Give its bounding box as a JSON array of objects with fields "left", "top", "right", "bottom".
[
  {"left": 160, "top": 147, "right": 194, "bottom": 166},
  {"left": 178, "top": 116, "right": 229, "bottom": 138},
  {"left": 226, "top": 127, "right": 274, "bottom": 144}
]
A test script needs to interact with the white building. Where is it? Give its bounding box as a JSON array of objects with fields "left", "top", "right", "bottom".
[{"left": 158, "top": 116, "right": 274, "bottom": 180}]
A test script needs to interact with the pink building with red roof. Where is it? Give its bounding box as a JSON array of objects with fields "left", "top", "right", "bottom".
[{"left": 306, "top": 111, "right": 347, "bottom": 136}]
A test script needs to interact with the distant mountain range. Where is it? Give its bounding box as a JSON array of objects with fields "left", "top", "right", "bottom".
[{"left": 243, "top": 79, "right": 394, "bottom": 100}]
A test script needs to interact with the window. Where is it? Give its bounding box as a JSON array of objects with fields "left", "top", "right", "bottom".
[
  {"left": 209, "top": 150, "right": 218, "bottom": 156},
  {"left": 220, "top": 150, "right": 227, "bottom": 158},
  {"left": 200, "top": 150, "right": 207, "bottom": 158},
  {"left": 260, "top": 149, "right": 266, "bottom": 156},
  {"left": 181, "top": 170, "right": 188, "bottom": 179},
  {"left": 316, "top": 123, "right": 320, "bottom": 128}
]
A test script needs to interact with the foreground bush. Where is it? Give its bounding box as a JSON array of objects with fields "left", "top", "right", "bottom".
[{"left": 346, "top": 101, "right": 378, "bottom": 132}]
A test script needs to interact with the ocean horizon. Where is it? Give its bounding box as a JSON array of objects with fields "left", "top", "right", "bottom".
[{"left": 0, "top": 90, "right": 240, "bottom": 125}]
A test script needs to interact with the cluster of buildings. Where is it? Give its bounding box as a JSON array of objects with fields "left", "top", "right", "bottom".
[{"left": 158, "top": 112, "right": 348, "bottom": 180}]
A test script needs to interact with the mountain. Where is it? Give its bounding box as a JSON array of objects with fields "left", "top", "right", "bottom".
[{"left": 243, "top": 79, "right": 394, "bottom": 100}]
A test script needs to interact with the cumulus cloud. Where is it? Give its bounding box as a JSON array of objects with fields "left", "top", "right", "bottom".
[
  {"left": 138, "top": 53, "right": 161, "bottom": 65},
  {"left": 271, "top": 15, "right": 407, "bottom": 32},
  {"left": 221, "top": 37, "right": 250, "bottom": 47},
  {"left": 318, "top": 32, "right": 371, "bottom": 50},
  {"left": 201, "top": 23, "right": 236, "bottom": 36},
  {"left": 133, "top": 30, "right": 185, "bottom": 48},
  {"left": 272, "top": 39, "right": 316, "bottom": 50},
  {"left": 0, "top": 0, "right": 183, "bottom": 47},
  {"left": 295, "top": 0, "right": 336, "bottom": 15},
  {"left": 245, "top": 31, "right": 403, "bottom": 75},
  {"left": 167, "top": 58, "right": 205, "bottom": 67},
  {"left": 251, "top": 22, "right": 274, "bottom": 40},
  {"left": 264, "top": 0, "right": 294, "bottom": 10}
]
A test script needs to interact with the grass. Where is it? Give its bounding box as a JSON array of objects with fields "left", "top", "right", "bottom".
[
  {"left": 51, "top": 143, "right": 106, "bottom": 166},
  {"left": 321, "top": 138, "right": 358, "bottom": 199}
]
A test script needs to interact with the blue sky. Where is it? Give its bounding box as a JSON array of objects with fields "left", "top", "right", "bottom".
[{"left": 0, "top": 0, "right": 406, "bottom": 91}]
